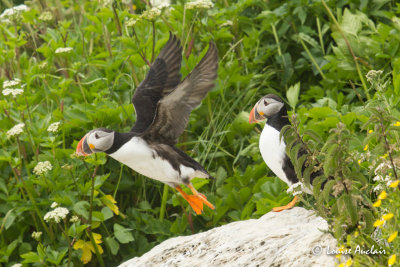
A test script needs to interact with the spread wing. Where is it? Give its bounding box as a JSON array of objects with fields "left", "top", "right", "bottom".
[
  {"left": 130, "top": 33, "right": 182, "bottom": 134},
  {"left": 142, "top": 41, "right": 218, "bottom": 144}
]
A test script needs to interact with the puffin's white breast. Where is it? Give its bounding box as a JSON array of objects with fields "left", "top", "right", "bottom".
[
  {"left": 259, "top": 124, "right": 291, "bottom": 186},
  {"left": 109, "top": 137, "right": 197, "bottom": 185}
]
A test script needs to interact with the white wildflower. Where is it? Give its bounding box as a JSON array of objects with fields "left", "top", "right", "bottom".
[
  {"left": 126, "top": 18, "right": 137, "bottom": 27},
  {"left": 374, "top": 162, "right": 392, "bottom": 175},
  {"left": 151, "top": 0, "right": 170, "bottom": 9},
  {"left": 185, "top": 0, "right": 214, "bottom": 10},
  {"left": 373, "top": 184, "right": 383, "bottom": 192},
  {"left": 6, "top": 123, "right": 25, "bottom": 138},
  {"left": 39, "top": 11, "right": 53, "bottom": 22},
  {"left": 55, "top": 47, "right": 73, "bottom": 54},
  {"left": 366, "top": 70, "right": 383, "bottom": 83},
  {"left": 2, "top": 88, "right": 23, "bottom": 97},
  {"left": 373, "top": 175, "right": 384, "bottom": 182},
  {"left": 33, "top": 161, "right": 52, "bottom": 175},
  {"left": 51, "top": 202, "right": 58, "bottom": 208},
  {"left": 3, "top": 78, "right": 21, "bottom": 88},
  {"left": 39, "top": 62, "right": 48, "bottom": 69},
  {"left": 141, "top": 7, "right": 161, "bottom": 20},
  {"left": 70, "top": 215, "right": 80, "bottom": 223},
  {"left": 32, "top": 231, "right": 42, "bottom": 240},
  {"left": 44, "top": 207, "right": 69, "bottom": 223},
  {"left": 286, "top": 182, "right": 304, "bottom": 196},
  {"left": 10, "top": 264, "right": 22, "bottom": 267},
  {"left": 47, "top": 122, "right": 61, "bottom": 133},
  {"left": 0, "top": 5, "right": 29, "bottom": 23}
]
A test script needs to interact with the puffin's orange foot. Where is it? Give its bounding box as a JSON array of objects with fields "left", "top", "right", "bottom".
[
  {"left": 272, "top": 196, "right": 298, "bottom": 212},
  {"left": 175, "top": 185, "right": 215, "bottom": 215}
]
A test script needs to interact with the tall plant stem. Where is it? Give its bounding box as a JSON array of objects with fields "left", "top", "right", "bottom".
[
  {"left": 151, "top": 21, "right": 156, "bottom": 63},
  {"left": 298, "top": 36, "right": 326, "bottom": 79},
  {"left": 159, "top": 184, "right": 169, "bottom": 220}
]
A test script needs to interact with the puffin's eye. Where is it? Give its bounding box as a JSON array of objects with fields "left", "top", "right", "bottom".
[
  {"left": 264, "top": 99, "right": 268, "bottom": 106},
  {"left": 95, "top": 133, "right": 100, "bottom": 139}
]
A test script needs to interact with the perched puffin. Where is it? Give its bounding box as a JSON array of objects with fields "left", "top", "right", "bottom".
[
  {"left": 249, "top": 94, "right": 309, "bottom": 212},
  {"left": 76, "top": 33, "right": 218, "bottom": 215}
]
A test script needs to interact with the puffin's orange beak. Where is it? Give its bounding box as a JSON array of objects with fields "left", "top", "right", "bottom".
[
  {"left": 249, "top": 105, "right": 259, "bottom": 124},
  {"left": 76, "top": 135, "right": 88, "bottom": 156}
]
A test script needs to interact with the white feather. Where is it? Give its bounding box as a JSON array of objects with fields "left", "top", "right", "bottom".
[
  {"left": 110, "top": 137, "right": 199, "bottom": 185},
  {"left": 259, "top": 124, "right": 291, "bottom": 186}
]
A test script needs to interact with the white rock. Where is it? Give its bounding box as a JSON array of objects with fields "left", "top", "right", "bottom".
[{"left": 118, "top": 207, "right": 338, "bottom": 267}]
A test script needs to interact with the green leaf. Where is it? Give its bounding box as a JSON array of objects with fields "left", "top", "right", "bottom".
[
  {"left": 343, "top": 194, "right": 358, "bottom": 226},
  {"left": 105, "top": 237, "right": 120, "bottom": 255},
  {"left": 286, "top": 82, "right": 300, "bottom": 110},
  {"left": 21, "top": 252, "right": 40, "bottom": 263},
  {"left": 114, "top": 223, "right": 134, "bottom": 244},
  {"left": 73, "top": 201, "right": 90, "bottom": 219}
]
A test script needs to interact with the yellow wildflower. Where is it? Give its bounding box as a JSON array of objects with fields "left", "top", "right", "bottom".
[
  {"left": 388, "top": 254, "right": 396, "bottom": 266},
  {"left": 373, "top": 219, "right": 384, "bottom": 227},
  {"left": 354, "top": 231, "right": 359, "bottom": 237},
  {"left": 394, "top": 121, "right": 400, "bottom": 127},
  {"left": 388, "top": 232, "right": 398, "bottom": 243},
  {"left": 378, "top": 190, "right": 387, "bottom": 200},
  {"left": 382, "top": 213, "right": 394, "bottom": 220},
  {"left": 364, "top": 144, "right": 369, "bottom": 151},
  {"left": 73, "top": 233, "right": 103, "bottom": 264},
  {"left": 373, "top": 199, "right": 382, "bottom": 207},
  {"left": 358, "top": 159, "right": 362, "bottom": 165},
  {"left": 368, "top": 129, "right": 373, "bottom": 133},
  {"left": 389, "top": 180, "right": 399, "bottom": 188},
  {"left": 338, "top": 263, "right": 345, "bottom": 267},
  {"left": 346, "top": 258, "right": 353, "bottom": 266}
]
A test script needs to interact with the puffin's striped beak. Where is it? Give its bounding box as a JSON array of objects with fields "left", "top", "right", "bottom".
[
  {"left": 249, "top": 104, "right": 261, "bottom": 124},
  {"left": 76, "top": 134, "right": 89, "bottom": 156}
]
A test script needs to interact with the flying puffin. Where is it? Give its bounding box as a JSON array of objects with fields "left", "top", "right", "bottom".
[
  {"left": 76, "top": 33, "right": 218, "bottom": 215},
  {"left": 249, "top": 94, "right": 310, "bottom": 212}
]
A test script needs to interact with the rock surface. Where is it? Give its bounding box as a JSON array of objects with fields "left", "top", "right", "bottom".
[{"left": 118, "top": 207, "right": 338, "bottom": 267}]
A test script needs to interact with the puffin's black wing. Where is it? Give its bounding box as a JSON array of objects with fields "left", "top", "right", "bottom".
[
  {"left": 130, "top": 33, "right": 182, "bottom": 134},
  {"left": 142, "top": 42, "right": 218, "bottom": 144}
]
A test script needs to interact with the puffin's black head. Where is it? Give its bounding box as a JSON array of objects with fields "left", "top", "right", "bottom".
[
  {"left": 76, "top": 128, "right": 115, "bottom": 156},
  {"left": 249, "top": 94, "right": 285, "bottom": 123}
]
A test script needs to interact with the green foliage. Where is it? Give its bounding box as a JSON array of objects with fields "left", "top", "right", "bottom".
[
  {"left": 0, "top": 0, "right": 400, "bottom": 266},
  {"left": 283, "top": 71, "right": 400, "bottom": 266}
]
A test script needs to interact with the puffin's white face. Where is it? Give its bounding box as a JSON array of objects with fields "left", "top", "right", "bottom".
[
  {"left": 249, "top": 94, "right": 284, "bottom": 123},
  {"left": 76, "top": 128, "right": 114, "bottom": 156}
]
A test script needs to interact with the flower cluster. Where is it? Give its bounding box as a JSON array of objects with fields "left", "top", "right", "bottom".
[
  {"left": 6, "top": 123, "right": 25, "bottom": 138},
  {"left": 32, "top": 231, "right": 42, "bottom": 241},
  {"left": 2, "top": 88, "right": 24, "bottom": 97},
  {"left": 47, "top": 122, "right": 61, "bottom": 133},
  {"left": 44, "top": 207, "right": 69, "bottom": 223},
  {"left": 55, "top": 47, "right": 73, "bottom": 54},
  {"left": 39, "top": 11, "right": 53, "bottom": 22},
  {"left": 33, "top": 161, "right": 53, "bottom": 175},
  {"left": 126, "top": 18, "right": 137, "bottom": 27},
  {"left": 70, "top": 215, "right": 80, "bottom": 223},
  {"left": 286, "top": 182, "right": 304, "bottom": 196},
  {"left": 141, "top": 7, "right": 161, "bottom": 20},
  {"left": 2, "top": 78, "right": 24, "bottom": 97},
  {"left": 51, "top": 202, "right": 58, "bottom": 208},
  {"left": 150, "top": 0, "right": 170, "bottom": 9},
  {"left": 366, "top": 70, "right": 383, "bottom": 83},
  {"left": 185, "top": 0, "right": 214, "bottom": 10},
  {"left": 3, "top": 78, "right": 21, "bottom": 88},
  {"left": 0, "top": 4, "right": 29, "bottom": 23}
]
